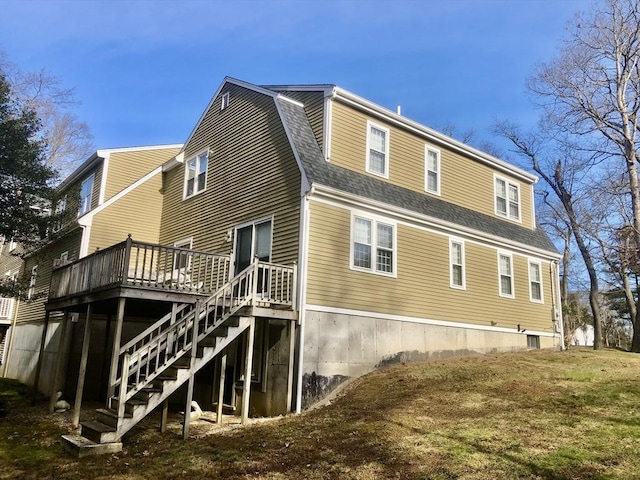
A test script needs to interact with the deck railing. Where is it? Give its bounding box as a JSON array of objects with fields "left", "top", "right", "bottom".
[
  {"left": 111, "top": 259, "right": 296, "bottom": 405},
  {"left": 49, "top": 237, "right": 231, "bottom": 300}
]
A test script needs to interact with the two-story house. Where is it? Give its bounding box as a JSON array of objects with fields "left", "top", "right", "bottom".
[
  {"left": 2, "top": 77, "right": 562, "bottom": 456},
  {"left": 2, "top": 144, "right": 182, "bottom": 397}
]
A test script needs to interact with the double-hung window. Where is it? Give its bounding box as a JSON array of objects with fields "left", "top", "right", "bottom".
[
  {"left": 425, "top": 147, "right": 441, "bottom": 195},
  {"left": 495, "top": 176, "right": 520, "bottom": 221},
  {"left": 498, "top": 253, "right": 514, "bottom": 298},
  {"left": 352, "top": 215, "right": 395, "bottom": 276},
  {"left": 529, "top": 260, "right": 543, "bottom": 303},
  {"left": 366, "top": 121, "right": 389, "bottom": 178},
  {"left": 78, "top": 174, "right": 94, "bottom": 217},
  {"left": 184, "top": 150, "right": 208, "bottom": 198},
  {"left": 450, "top": 239, "right": 465, "bottom": 289}
]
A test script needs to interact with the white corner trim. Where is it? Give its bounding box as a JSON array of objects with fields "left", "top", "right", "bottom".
[
  {"left": 323, "top": 90, "right": 335, "bottom": 161},
  {"left": 98, "top": 154, "right": 109, "bottom": 205},
  {"left": 305, "top": 304, "right": 558, "bottom": 337},
  {"left": 79, "top": 224, "right": 92, "bottom": 258}
]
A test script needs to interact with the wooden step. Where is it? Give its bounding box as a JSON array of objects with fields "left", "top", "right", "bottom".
[
  {"left": 110, "top": 397, "right": 147, "bottom": 416},
  {"left": 134, "top": 385, "right": 162, "bottom": 402},
  {"left": 61, "top": 434, "right": 122, "bottom": 458},
  {"left": 96, "top": 408, "right": 131, "bottom": 428},
  {"left": 156, "top": 367, "right": 178, "bottom": 381},
  {"left": 81, "top": 420, "right": 119, "bottom": 444},
  {"left": 173, "top": 356, "right": 191, "bottom": 369}
]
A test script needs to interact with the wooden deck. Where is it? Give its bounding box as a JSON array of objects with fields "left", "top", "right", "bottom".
[{"left": 46, "top": 237, "right": 231, "bottom": 311}]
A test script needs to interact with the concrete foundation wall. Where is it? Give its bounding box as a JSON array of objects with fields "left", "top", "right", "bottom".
[{"left": 301, "top": 310, "right": 561, "bottom": 407}]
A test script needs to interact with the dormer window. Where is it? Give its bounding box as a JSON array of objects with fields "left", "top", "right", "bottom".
[
  {"left": 184, "top": 150, "right": 208, "bottom": 199},
  {"left": 78, "top": 174, "right": 94, "bottom": 217},
  {"left": 366, "top": 121, "right": 389, "bottom": 178},
  {"left": 495, "top": 176, "right": 520, "bottom": 221}
]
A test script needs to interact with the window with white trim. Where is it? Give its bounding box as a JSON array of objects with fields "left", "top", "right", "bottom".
[
  {"left": 221, "top": 92, "right": 230, "bottom": 110},
  {"left": 450, "top": 239, "right": 465, "bottom": 289},
  {"left": 495, "top": 176, "right": 520, "bottom": 221},
  {"left": 366, "top": 121, "right": 389, "bottom": 178},
  {"left": 173, "top": 238, "right": 193, "bottom": 270},
  {"left": 352, "top": 216, "right": 395, "bottom": 275},
  {"left": 27, "top": 265, "right": 38, "bottom": 300},
  {"left": 529, "top": 260, "right": 543, "bottom": 303},
  {"left": 184, "top": 150, "right": 208, "bottom": 198},
  {"left": 498, "top": 253, "right": 514, "bottom": 298},
  {"left": 425, "top": 146, "right": 441, "bottom": 195},
  {"left": 78, "top": 174, "right": 94, "bottom": 216}
]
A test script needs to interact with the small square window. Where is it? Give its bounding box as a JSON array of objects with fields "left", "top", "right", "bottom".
[{"left": 527, "top": 335, "right": 540, "bottom": 349}]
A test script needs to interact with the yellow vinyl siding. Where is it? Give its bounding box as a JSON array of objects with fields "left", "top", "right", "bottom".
[
  {"left": 329, "top": 101, "right": 534, "bottom": 229},
  {"left": 88, "top": 173, "right": 164, "bottom": 252},
  {"left": 160, "top": 84, "right": 301, "bottom": 264},
  {"left": 16, "top": 229, "right": 82, "bottom": 324},
  {"left": 103, "top": 147, "right": 181, "bottom": 201},
  {"left": 306, "top": 201, "right": 554, "bottom": 334}
]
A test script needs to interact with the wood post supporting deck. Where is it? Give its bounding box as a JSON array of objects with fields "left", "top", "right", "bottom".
[
  {"left": 182, "top": 301, "right": 201, "bottom": 440},
  {"left": 49, "top": 311, "right": 70, "bottom": 413},
  {"left": 241, "top": 317, "right": 255, "bottom": 424},
  {"left": 160, "top": 400, "right": 168, "bottom": 433},
  {"left": 286, "top": 320, "right": 296, "bottom": 412},
  {"left": 32, "top": 311, "right": 50, "bottom": 406},
  {"left": 107, "top": 298, "right": 126, "bottom": 401},
  {"left": 72, "top": 304, "right": 93, "bottom": 426},
  {"left": 216, "top": 352, "right": 227, "bottom": 424}
]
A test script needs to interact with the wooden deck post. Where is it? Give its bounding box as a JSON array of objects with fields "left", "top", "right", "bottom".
[
  {"left": 49, "top": 311, "right": 70, "bottom": 413},
  {"left": 241, "top": 317, "right": 255, "bottom": 424},
  {"left": 107, "top": 298, "right": 126, "bottom": 400},
  {"left": 32, "top": 311, "right": 50, "bottom": 406},
  {"left": 182, "top": 301, "right": 201, "bottom": 440},
  {"left": 216, "top": 352, "right": 227, "bottom": 424},
  {"left": 286, "top": 320, "right": 296, "bottom": 413},
  {"left": 160, "top": 400, "right": 168, "bottom": 433},
  {"left": 72, "top": 303, "right": 93, "bottom": 426}
]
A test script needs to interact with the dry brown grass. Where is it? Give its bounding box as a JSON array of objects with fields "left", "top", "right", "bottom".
[{"left": 1, "top": 348, "right": 639, "bottom": 479}]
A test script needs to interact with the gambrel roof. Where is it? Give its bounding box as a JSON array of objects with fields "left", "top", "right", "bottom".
[{"left": 275, "top": 96, "right": 558, "bottom": 256}]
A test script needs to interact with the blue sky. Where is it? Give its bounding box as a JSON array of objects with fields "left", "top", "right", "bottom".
[{"left": 0, "top": 0, "right": 588, "bottom": 159}]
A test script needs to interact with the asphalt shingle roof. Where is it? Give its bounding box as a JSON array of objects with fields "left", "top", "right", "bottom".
[{"left": 277, "top": 97, "right": 558, "bottom": 255}]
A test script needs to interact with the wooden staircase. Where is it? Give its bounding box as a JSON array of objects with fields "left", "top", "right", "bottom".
[{"left": 61, "top": 260, "right": 295, "bottom": 457}]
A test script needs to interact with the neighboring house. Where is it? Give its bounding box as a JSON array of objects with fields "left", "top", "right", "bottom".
[
  {"left": 1, "top": 145, "right": 182, "bottom": 396},
  {"left": 2, "top": 78, "right": 563, "bottom": 456},
  {"left": 0, "top": 237, "right": 22, "bottom": 371}
]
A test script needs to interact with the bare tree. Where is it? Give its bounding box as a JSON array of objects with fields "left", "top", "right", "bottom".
[
  {"left": 0, "top": 51, "right": 94, "bottom": 177},
  {"left": 496, "top": 123, "right": 605, "bottom": 348},
  {"left": 528, "top": 0, "right": 640, "bottom": 351}
]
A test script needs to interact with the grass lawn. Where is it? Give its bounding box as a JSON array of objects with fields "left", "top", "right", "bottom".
[{"left": 1, "top": 348, "right": 639, "bottom": 479}]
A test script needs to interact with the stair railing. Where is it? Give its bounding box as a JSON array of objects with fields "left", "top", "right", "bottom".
[{"left": 111, "top": 261, "right": 258, "bottom": 409}]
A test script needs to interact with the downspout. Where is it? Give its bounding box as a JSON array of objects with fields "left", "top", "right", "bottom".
[{"left": 295, "top": 190, "right": 311, "bottom": 413}]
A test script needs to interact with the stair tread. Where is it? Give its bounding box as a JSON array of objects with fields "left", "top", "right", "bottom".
[
  {"left": 82, "top": 420, "right": 116, "bottom": 433},
  {"left": 96, "top": 408, "right": 132, "bottom": 419}
]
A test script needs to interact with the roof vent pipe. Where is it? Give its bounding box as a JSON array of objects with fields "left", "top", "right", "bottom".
[{"left": 396, "top": 105, "right": 401, "bottom": 115}]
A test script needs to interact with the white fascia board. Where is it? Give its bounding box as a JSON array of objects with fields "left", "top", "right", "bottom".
[
  {"left": 163, "top": 151, "right": 185, "bottom": 172},
  {"left": 261, "top": 84, "right": 335, "bottom": 95},
  {"left": 56, "top": 144, "right": 183, "bottom": 192},
  {"left": 181, "top": 77, "right": 282, "bottom": 152},
  {"left": 333, "top": 87, "right": 538, "bottom": 184},
  {"left": 309, "top": 184, "right": 561, "bottom": 261}
]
